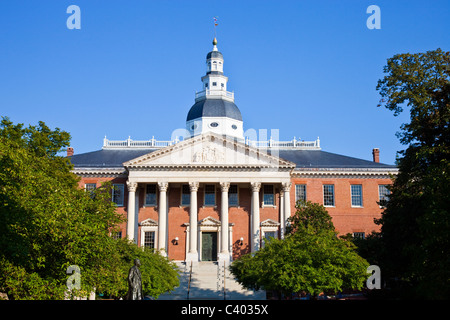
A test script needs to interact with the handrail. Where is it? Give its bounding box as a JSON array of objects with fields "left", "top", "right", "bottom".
[
  {"left": 187, "top": 261, "right": 192, "bottom": 300},
  {"left": 223, "top": 261, "right": 226, "bottom": 300}
]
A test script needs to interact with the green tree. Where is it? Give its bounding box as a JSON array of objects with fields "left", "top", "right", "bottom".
[
  {"left": 111, "top": 239, "right": 179, "bottom": 299},
  {"left": 286, "top": 200, "right": 335, "bottom": 235},
  {"left": 0, "top": 117, "right": 179, "bottom": 299},
  {"left": 229, "top": 201, "right": 369, "bottom": 298},
  {"left": 375, "top": 49, "right": 450, "bottom": 299}
]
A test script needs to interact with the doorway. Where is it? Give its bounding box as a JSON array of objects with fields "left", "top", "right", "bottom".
[{"left": 201, "top": 232, "right": 217, "bottom": 261}]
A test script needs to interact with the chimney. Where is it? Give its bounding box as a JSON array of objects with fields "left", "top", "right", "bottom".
[
  {"left": 372, "top": 148, "right": 380, "bottom": 163},
  {"left": 67, "top": 147, "right": 74, "bottom": 157}
]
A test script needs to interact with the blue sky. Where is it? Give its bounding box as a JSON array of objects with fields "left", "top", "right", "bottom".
[{"left": 1, "top": 0, "right": 449, "bottom": 164}]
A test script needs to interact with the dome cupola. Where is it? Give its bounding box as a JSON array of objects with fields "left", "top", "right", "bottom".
[{"left": 186, "top": 38, "right": 244, "bottom": 140}]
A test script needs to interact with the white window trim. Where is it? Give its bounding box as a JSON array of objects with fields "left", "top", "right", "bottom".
[
  {"left": 261, "top": 219, "right": 280, "bottom": 248},
  {"left": 85, "top": 183, "right": 96, "bottom": 190},
  {"left": 262, "top": 184, "right": 276, "bottom": 207},
  {"left": 353, "top": 232, "right": 365, "bottom": 239},
  {"left": 378, "top": 184, "right": 390, "bottom": 208},
  {"left": 139, "top": 218, "right": 158, "bottom": 250},
  {"left": 323, "top": 184, "right": 335, "bottom": 207},
  {"left": 350, "top": 184, "right": 364, "bottom": 208},
  {"left": 295, "top": 184, "right": 307, "bottom": 202},
  {"left": 112, "top": 183, "right": 124, "bottom": 206}
]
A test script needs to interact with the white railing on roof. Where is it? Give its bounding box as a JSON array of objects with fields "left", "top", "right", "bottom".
[
  {"left": 103, "top": 136, "right": 320, "bottom": 150},
  {"left": 245, "top": 137, "right": 320, "bottom": 149},
  {"left": 103, "top": 136, "right": 179, "bottom": 149},
  {"left": 195, "top": 89, "right": 234, "bottom": 101}
]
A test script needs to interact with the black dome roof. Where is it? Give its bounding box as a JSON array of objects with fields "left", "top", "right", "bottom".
[
  {"left": 207, "top": 51, "right": 223, "bottom": 60},
  {"left": 186, "top": 98, "right": 242, "bottom": 122}
]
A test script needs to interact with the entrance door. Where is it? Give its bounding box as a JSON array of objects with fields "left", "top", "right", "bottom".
[{"left": 201, "top": 232, "right": 217, "bottom": 261}]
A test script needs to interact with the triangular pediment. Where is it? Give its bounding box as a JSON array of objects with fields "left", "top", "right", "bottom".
[
  {"left": 139, "top": 218, "right": 158, "bottom": 227},
  {"left": 199, "top": 216, "right": 221, "bottom": 226},
  {"left": 261, "top": 219, "right": 280, "bottom": 227},
  {"left": 123, "top": 133, "right": 295, "bottom": 169}
]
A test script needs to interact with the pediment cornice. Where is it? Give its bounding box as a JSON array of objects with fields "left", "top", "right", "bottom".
[
  {"left": 261, "top": 219, "right": 281, "bottom": 227},
  {"left": 199, "top": 216, "right": 221, "bottom": 226},
  {"left": 139, "top": 218, "right": 158, "bottom": 227},
  {"left": 123, "top": 133, "right": 296, "bottom": 171}
]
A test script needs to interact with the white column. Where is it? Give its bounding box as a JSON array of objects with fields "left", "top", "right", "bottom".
[
  {"left": 157, "top": 182, "right": 168, "bottom": 255},
  {"left": 280, "top": 188, "right": 285, "bottom": 239},
  {"left": 282, "top": 182, "right": 292, "bottom": 236},
  {"left": 250, "top": 182, "right": 261, "bottom": 253},
  {"left": 186, "top": 181, "right": 199, "bottom": 262},
  {"left": 219, "top": 182, "right": 230, "bottom": 263},
  {"left": 126, "top": 180, "right": 137, "bottom": 242}
]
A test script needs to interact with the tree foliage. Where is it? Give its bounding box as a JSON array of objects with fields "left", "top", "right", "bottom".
[
  {"left": 286, "top": 200, "right": 335, "bottom": 235},
  {"left": 0, "top": 117, "right": 178, "bottom": 299},
  {"left": 375, "top": 49, "right": 450, "bottom": 299},
  {"left": 229, "top": 201, "right": 369, "bottom": 298}
]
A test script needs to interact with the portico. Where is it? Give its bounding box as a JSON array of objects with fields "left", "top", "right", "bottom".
[{"left": 123, "top": 132, "right": 295, "bottom": 263}]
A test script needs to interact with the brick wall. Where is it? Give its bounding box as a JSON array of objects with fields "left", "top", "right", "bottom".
[
  {"left": 77, "top": 176, "right": 392, "bottom": 260},
  {"left": 290, "top": 177, "right": 392, "bottom": 236}
]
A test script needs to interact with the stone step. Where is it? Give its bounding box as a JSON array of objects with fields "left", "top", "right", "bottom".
[{"left": 158, "top": 261, "right": 266, "bottom": 300}]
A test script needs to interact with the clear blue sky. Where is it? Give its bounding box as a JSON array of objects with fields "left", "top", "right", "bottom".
[{"left": 1, "top": 0, "right": 449, "bottom": 165}]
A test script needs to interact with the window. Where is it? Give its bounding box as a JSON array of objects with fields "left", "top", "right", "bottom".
[
  {"left": 85, "top": 183, "right": 96, "bottom": 198},
  {"left": 144, "top": 231, "right": 155, "bottom": 249},
  {"left": 228, "top": 184, "right": 238, "bottom": 206},
  {"left": 221, "top": 83, "right": 224, "bottom": 88},
  {"left": 231, "top": 124, "right": 237, "bottom": 130},
  {"left": 353, "top": 232, "right": 365, "bottom": 239},
  {"left": 378, "top": 185, "right": 390, "bottom": 207},
  {"left": 351, "top": 185, "right": 363, "bottom": 207},
  {"left": 112, "top": 184, "right": 124, "bottom": 206},
  {"left": 112, "top": 231, "right": 122, "bottom": 240},
  {"left": 210, "top": 122, "right": 219, "bottom": 127},
  {"left": 323, "top": 184, "right": 335, "bottom": 206},
  {"left": 295, "top": 184, "right": 307, "bottom": 203},
  {"left": 212, "top": 82, "right": 217, "bottom": 86},
  {"left": 181, "top": 184, "right": 190, "bottom": 206},
  {"left": 263, "top": 185, "right": 275, "bottom": 206},
  {"left": 263, "top": 231, "right": 276, "bottom": 246},
  {"left": 205, "top": 83, "right": 208, "bottom": 88},
  {"left": 204, "top": 185, "right": 215, "bottom": 206},
  {"left": 145, "top": 184, "right": 157, "bottom": 206}
]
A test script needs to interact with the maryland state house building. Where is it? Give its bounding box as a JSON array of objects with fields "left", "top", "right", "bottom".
[{"left": 69, "top": 38, "right": 397, "bottom": 264}]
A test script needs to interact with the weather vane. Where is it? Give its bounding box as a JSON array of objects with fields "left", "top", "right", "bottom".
[{"left": 213, "top": 16, "right": 218, "bottom": 39}]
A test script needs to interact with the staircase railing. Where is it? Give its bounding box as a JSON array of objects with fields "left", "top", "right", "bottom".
[
  {"left": 187, "top": 261, "right": 192, "bottom": 300},
  {"left": 223, "top": 261, "right": 226, "bottom": 300}
]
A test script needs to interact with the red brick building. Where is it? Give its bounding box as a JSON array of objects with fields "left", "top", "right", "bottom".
[{"left": 69, "top": 38, "right": 397, "bottom": 263}]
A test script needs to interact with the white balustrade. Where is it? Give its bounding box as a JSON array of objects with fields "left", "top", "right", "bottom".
[{"left": 103, "top": 136, "right": 321, "bottom": 150}]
